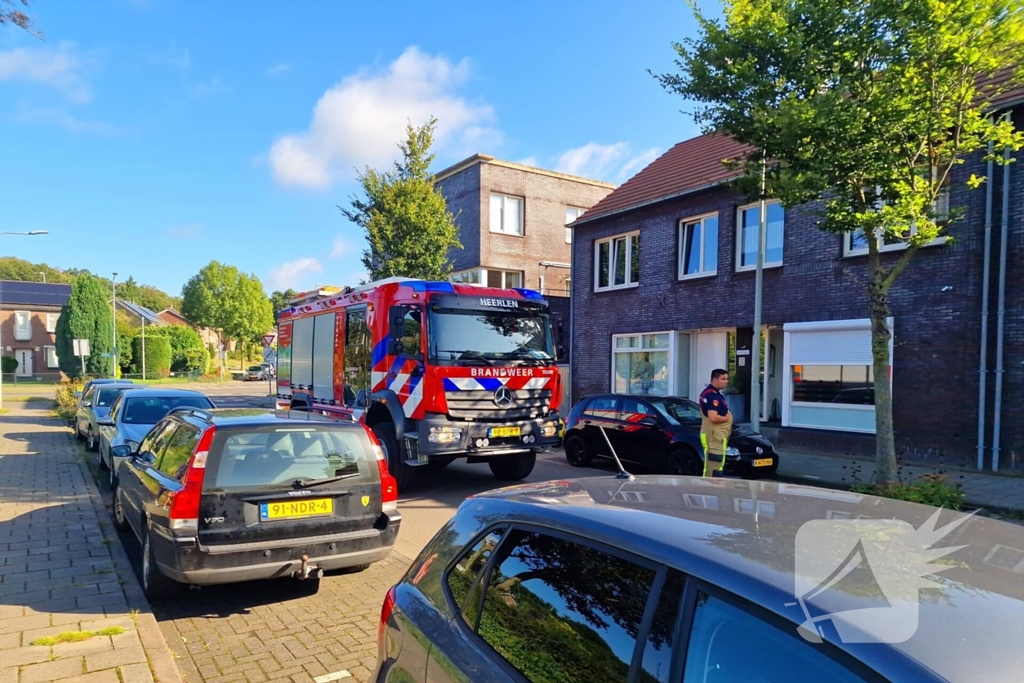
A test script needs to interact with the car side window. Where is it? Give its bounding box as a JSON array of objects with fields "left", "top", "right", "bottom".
[
  {"left": 640, "top": 570, "right": 686, "bottom": 683},
  {"left": 474, "top": 528, "right": 657, "bottom": 683},
  {"left": 156, "top": 425, "right": 200, "bottom": 480},
  {"left": 138, "top": 420, "right": 177, "bottom": 462},
  {"left": 681, "top": 590, "right": 870, "bottom": 683},
  {"left": 620, "top": 397, "right": 653, "bottom": 422},
  {"left": 446, "top": 528, "right": 506, "bottom": 631},
  {"left": 583, "top": 396, "right": 619, "bottom": 420}
]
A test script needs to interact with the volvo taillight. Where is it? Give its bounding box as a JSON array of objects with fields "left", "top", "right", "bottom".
[
  {"left": 168, "top": 426, "right": 216, "bottom": 531},
  {"left": 379, "top": 585, "right": 397, "bottom": 649},
  {"left": 366, "top": 428, "right": 398, "bottom": 512}
]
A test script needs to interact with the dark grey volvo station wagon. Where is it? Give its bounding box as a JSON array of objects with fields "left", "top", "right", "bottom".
[{"left": 374, "top": 476, "right": 1024, "bottom": 683}]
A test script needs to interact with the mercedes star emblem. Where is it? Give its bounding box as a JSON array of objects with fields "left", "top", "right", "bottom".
[{"left": 493, "top": 386, "right": 515, "bottom": 408}]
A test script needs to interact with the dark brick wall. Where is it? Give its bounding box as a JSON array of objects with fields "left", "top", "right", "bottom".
[
  {"left": 437, "top": 161, "right": 614, "bottom": 293},
  {"left": 571, "top": 107, "right": 1022, "bottom": 467},
  {"left": 436, "top": 164, "right": 482, "bottom": 272}
]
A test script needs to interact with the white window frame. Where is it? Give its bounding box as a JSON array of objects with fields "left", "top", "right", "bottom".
[
  {"left": 594, "top": 231, "right": 640, "bottom": 292},
  {"left": 13, "top": 310, "right": 31, "bottom": 341},
  {"left": 44, "top": 345, "right": 58, "bottom": 369},
  {"left": 565, "top": 207, "right": 586, "bottom": 244},
  {"left": 489, "top": 193, "right": 524, "bottom": 236},
  {"left": 45, "top": 313, "right": 59, "bottom": 333},
  {"left": 449, "top": 268, "right": 523, "bottom": 289},
  {"left": 677, "top": 212, "right": 719, "bottom": 280},
  {"left": 843, "top": 189, "right": 950, "bottom": 257},
  {"left": 736, "top": 200, "right": 785, "bottom": 272},
  {"left": 611, "top": 332, "right": 674, "bottom": 397}
]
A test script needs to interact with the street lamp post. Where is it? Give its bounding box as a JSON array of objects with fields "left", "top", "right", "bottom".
[
  {"left": 749, "top": 154, "right": 768, "bottom": 435},
  {"left": 111, "top": 273, "right": 118, "bottom": 379},
  {"left": 0, "top": 231, "right": 50, "bottom": 407}
]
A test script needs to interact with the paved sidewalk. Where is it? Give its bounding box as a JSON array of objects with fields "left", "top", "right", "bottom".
[
  {"left": 0, "top": 406, "right": 181, "bottom": 683},
  {"left": 776, "top": 450, "right": 1024, "bottom": 512}
]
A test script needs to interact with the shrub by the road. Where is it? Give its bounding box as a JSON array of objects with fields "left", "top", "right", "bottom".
[
  {"left": 1, "top": 356, "right": 18, "bottom": 374},
  {"left": 55, "top": 376, "right": 85, "bottom": 423},
  {"left": 132, "top": 336, "right": 172, "bottom": 377},
  {"left": 851, "top": 473, "right": 966, "bottom": 510}
]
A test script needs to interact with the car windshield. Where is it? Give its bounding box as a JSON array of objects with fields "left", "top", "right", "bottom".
[
  {"left": 121, "top": 396, "right": 213, "bottom": 424},
  {"left": 647, "top": 398, "right": 703, "bottom": 426},
  {"left": 429, "top": 308, "right": 554, "bottom": 362},
  {"left": 249, "top": 366, "right": 262, "bottom": 371},
  {"left": 207, "top": 426, "right": 375, "bottom": 490},
  {"left": 96, "top": 388, "right": 129, "bottom": 408}
]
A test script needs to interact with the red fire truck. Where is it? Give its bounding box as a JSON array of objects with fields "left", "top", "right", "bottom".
[{"left": 275, "top": 277, "right": 563, "bottom": 488}]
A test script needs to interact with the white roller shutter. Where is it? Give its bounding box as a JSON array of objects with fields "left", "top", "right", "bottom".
[
  {"left": 312, "top": 313, "right": 336, "bottom": 402},
  {"left": 291, "top": 316, "right": 314, "bottom": 389},
  {"left": 785, "top": 319, "right": 890, "bottom": 365}
]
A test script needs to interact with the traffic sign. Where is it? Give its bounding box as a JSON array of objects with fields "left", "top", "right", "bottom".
[{"left": 262, "top": 334, "right": 276, "bottom": 347}]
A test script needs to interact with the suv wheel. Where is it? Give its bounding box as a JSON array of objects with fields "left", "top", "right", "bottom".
[
  {"left": 489, "top": 451, "right": 536, "bottom": 481},
  {"left": 141, "top": 530, "right": 179, "bottom": 601},
  {"left": 564, "top": 435, "right": 592, "bottom": 467},
  {"left": 372, "top": 421, "right": 417, "bottom": 491}
]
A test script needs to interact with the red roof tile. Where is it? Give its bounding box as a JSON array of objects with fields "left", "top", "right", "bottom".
[
  {"left": 576, "top": 133, "right": 753, "bottom": 225},
  {"left": 977, "top": 66, "right": 1024, "bottom": 109}
]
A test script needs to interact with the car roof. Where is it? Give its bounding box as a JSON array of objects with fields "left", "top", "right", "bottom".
[
  {"left": 463, "top": 475, "right": 1024, "bottom": 682},
  {"left": 170, "top": 407, "right": 363, "bottom": 429},
  {"left": 120, "top": 388, "right": 210, "bottom": 398}
]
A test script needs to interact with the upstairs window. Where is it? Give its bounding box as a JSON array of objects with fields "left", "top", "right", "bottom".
[
  {"left": 678, "top": 213, "right": 719, "bottom": 279},
  {"left": 737, "top": 201, "right": 784, "bottom": 270},
  {"left": 490, "top": 193, "right": 524, "bottom": 235},
  {"left": 565, "top": 207, "right": 586, "bottom": 243},
  {"left": 595, "top": 232, "right": 640, "bottom": 291},
  {"left": 14, "top": 311, "right": 31, "bottom": 340}
]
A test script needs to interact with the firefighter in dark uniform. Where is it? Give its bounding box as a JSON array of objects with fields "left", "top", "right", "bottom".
[{"left": 699, "top": 368, "right": 733, "bottom": 476}]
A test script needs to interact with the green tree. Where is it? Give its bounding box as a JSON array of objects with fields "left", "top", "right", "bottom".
[
  {"left": 342, "top": 117, "right": 462, "bottom": 281},
  {"left": 55, "top": 274, "right": 114, "bottom": 378},
  {"left": 0, "top": 257, "right": 73, "bottom": 284},
  {"left": 147, "top": 325, "right": 208, "bottom": 372},
  {"left": 181, "top": 262, "right": 273, "bottom": 365},
  {"left": 226, "top": 274, "right": 274, "bottom": 369},
  {"left": 132, "top": 336, "right": 172, "bottom": 377},
  {"left": 115, "top": 311, "right": 138, "bottom": 372},
  {"left": 117, "top": 276, "right": 142, "bottom": 307},
  {"left": 657, "top": 0, "right": 1024, "bottom": 482},
  {"left": 269, "top": 289, "right": 297, "bottom": 319}
]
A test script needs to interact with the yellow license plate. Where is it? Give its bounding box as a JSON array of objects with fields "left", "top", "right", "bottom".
[
  {"left": 753, "top": 458, "right": 774, "bottom": 467},
  {"left": 259, "top": 498, "right": 333, "bottom": 521},
  {"left": 489, "top": 426, "right": 521, "bottom": 438}
]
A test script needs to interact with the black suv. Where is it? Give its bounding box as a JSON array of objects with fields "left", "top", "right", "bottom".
[
  {"left": 110, "top": 408, "right": 400, "bottom": 599},
  {"left": 562, "top": 393, "right": 778, "bottom": 478}
]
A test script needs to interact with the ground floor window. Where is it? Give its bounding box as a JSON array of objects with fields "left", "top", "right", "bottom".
[
  {"left": 612, "top": 333, "right": 670, "bottom": 395},
  {"left": 45, "top": 346, "right": 58, "bottom": 369},
  {"left": 792, "top": 365, "right": 875, "bottom": 405}
]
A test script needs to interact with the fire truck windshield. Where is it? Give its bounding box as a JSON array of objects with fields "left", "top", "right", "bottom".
[{"left": 428, "top": 307, "right": 554, "bottom": 364}]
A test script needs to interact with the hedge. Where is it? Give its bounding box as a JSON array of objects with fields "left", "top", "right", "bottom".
[
  {"left": 147, "top": 325, "right": 208, "bottom": 372},
  {"left": 132, "top": 336, "right": 172, "bottom": 377}
]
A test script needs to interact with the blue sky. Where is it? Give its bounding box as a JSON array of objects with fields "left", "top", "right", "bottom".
[{"left": 1, "top": 0, "right": 710, "bottom": 298}]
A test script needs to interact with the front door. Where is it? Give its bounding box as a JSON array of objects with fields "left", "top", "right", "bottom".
[{"left": 15, "top": 349, "right": 33, "bottom": 376}]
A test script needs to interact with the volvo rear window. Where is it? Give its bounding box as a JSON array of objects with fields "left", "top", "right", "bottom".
[
  {"left": 206, "top": 426, "right": 376, "bottom": 490},
  {"left": 122, "top": 396, "right": 213, "bottom": 424}
]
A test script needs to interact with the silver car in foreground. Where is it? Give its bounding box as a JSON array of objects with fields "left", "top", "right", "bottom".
[{"left": 97, "top": 388, "right": 215, "bottom": 487}]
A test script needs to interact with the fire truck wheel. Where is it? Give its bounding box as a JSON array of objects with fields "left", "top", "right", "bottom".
[
  {"left": 372, "top": 421, "right": 418, "bottom": 490},
  {"left": 488, "top": 451, "right": 537, "bottom": 481}
]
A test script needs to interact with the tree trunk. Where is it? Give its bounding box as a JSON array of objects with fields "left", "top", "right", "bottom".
[{"left": 868, "top": 281, "right": 898, "bottom": 484}]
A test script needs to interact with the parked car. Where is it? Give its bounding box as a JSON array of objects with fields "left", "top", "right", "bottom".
[
  {"left": 75, "top": 377, "right": 131, "bottom": 402},
  {"left": 109, "top": 408, "right": 401, "bottom": 600},
  {"left": 76, "top": 382, "right": 140, "bottom": 451},
  {"left": 245, "top": 365, "right": 267, "bottom": 381},
  {"left": 97, "top": 389, "right": 216, "bottom": 487},
  {"left": 375, "top": 475, "right": 1024, "bottom": 683},
  {"left": 562, "top": 393, "right": 778, "bottom": 478},
  {"left": 260, "top": 362, "right": 275, "bottom": 378}
]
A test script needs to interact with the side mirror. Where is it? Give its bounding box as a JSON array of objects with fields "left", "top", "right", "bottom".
[
  {"left": 141, "top": 451, "right": 156, "bottom": 464},
  {"left": 97, "top": 419, "right": 114, "bottom": 427},
  {"left": 639, "top": 416, "right": 659, "bottom": 428},
  {"left": 110, "top": 444, "right": 133, "bottom": 459}
]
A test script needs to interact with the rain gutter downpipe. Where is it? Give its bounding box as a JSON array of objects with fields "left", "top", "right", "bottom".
[
  {"left": 977, "top": 125, "right": 994, "bottom": 471},
  {"left": 992, "top": 110, "right": 1012, "bottom": 472}
]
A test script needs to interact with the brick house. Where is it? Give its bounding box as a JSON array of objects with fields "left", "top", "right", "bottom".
[
  {"left": 0, "top": 280, "right": 71, "bottom": 378},
  {"left": 569, "top": 96, "right": 1024, "bottom": 469},
  {"left": 157, "top": 308, "right": 230, "bottom": 350},
  {"left": 434, "top": 154, "right": 615, "bottom": 365}
]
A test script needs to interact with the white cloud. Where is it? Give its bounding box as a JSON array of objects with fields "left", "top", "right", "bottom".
[
  {"left": 554, "top": 142, "right": 660, "bottom": 183},
  {"left": 267, "top": 63, "right": 291, "bottom": 77},
  {"left": 267, "top": 257, "right": 323, "bottom": 290},
  {"left": 330, "top": 235, "right": 357, "bottom": 259},
  {"left": 0, "top": 42, "right": 91, "bottom": 103},
  {"left": 268, "top": 46, "right": 498, "bottom": 189},
  {"left": 165, "top": 223, "right": 203, "bottom": 239},
  {"left": 14, "top": 106, "right": 117, "bottom": 134}
]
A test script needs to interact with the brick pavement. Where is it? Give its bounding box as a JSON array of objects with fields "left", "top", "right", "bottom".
[{"left": 0, "top": 405, "right": 181, "bottom": 683}]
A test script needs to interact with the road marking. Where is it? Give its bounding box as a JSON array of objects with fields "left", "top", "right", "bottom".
[{"left": 314, "top": 672, "right": 352, "bottom": 683}]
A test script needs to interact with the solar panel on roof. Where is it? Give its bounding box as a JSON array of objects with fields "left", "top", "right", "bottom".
[{"left": 0, "top": 281, "right": 72, "bottom": 307}]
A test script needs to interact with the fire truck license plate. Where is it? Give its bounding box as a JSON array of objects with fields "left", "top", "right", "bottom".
[
  {"left": 753, "top": 458, "right": 774, "bottom": 467},
  {"left": 259, "top": 499, "right": 333, "bottom": 521},
  {"left": 488, "top": 426, "right": 521, "bottom": 438}
]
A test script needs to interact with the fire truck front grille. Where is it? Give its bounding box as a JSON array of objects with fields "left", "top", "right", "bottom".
[{"left": 445, "top": 389, "right": 552, "bottom": 421}]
